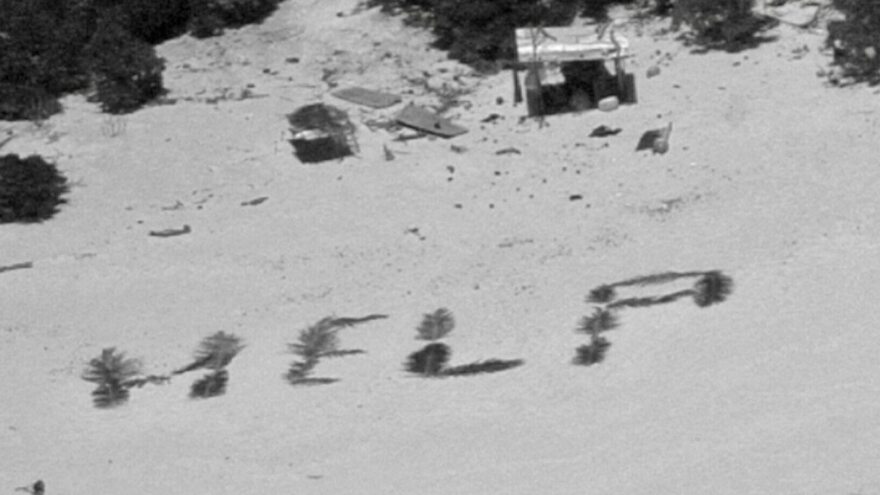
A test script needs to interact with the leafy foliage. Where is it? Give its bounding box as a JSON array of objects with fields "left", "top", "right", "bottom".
[
  {"left": 406, "top": 342, "right": 450, "bottom": 375},
  {"left": 0, "top": 154, "right": 69, "bottom": 223},
  {"left": 0, "top": 84, "right": 63, "bottom": 122},
  {"left": 573, "top": 336, "right": 610, "bottom": 366},
  {"left": 0, "top": 0, "right": 94, "bottom": 95},
  {"left": 82, "top": 347, "right": 142, "bottom": 408},
  {"left": 176, "top": 331, "right": 245, "bottom": 373},
  {"left": 827, "top": 0, "right": 880, "bottom": 84},
  {"left": 288, "top": 317, "right": 340, "bottom": 361},
  {"left": 170, "top": 332, "right": 243, "bottom": 399},
  {"left": 416, "top": 308, "right": 455, "bottom": 341},
  {"left": 587, "top": 284, "right": 616, "bottom": 304},
  {"left": 190, "top": 369, "right": 229, "bottom": 398},
  {"left": 286, "top": 316, "right": 367, "bottom": 385},
  {"left": 83, "top": 13, "right": 166, "bottom": 114},
  {"left": 189, "top": 0, "right": 283, "bottom": 38},
  {"left": 368, "top": 0, "right": 584, "bottom": 68},
  {"left": 671, "top": 0, "right": 767, "bottom": 48},
  {"left": 118, "top": 0, "right": 192, "bottom": 44},
  {"left": 0, "top": 0, "right": 285, "bottom": 117},
  {"left": 575, "top": 308, "right": 618, "bottom": 336},
  {"left": 692, "top": 271, "right": 734, "bottom": 307}
]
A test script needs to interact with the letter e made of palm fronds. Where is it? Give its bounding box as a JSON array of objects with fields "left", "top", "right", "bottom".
[{"left": 176, "top": 331, "right": 245, "bottom": 399}]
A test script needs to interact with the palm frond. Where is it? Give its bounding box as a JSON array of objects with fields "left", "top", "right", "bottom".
[
  {"left": 405, "top": 342, "right": 450, "bottom": 375},
  {"left": 91, "top": 383, "right": 130, "bottom": 408},
  {"left": 573, "top": 337, "right": 611, "bottom": 366},
  {"left": 575, "top": 308, "right": 618, "bottom": 336},
  {"left": 443, "top": 359, "right": 524, "bottom": 376},
  {"left": 416, "top": 308, "right": 455, "bottom": 341},
  {"left": 607, "top": 289, "right": 695, "bottom": 309},
  {"left": 587, "top": 284, "right": 616, "bottom": 303},
  {"left": 287, "top": 377, "right": 339, "bottom": 386},
  {"left": 285, "top": 358, "right": 318, "bottom": 383},
  {"left": 177, "top": 332, "right": 245, "bottom": 374},
  {"left": 693, "top": 271, "right": 733, "bottom": 307},
  {"left": 189, "top": 370, "right": 229, "bottom": 399},
  {"left": 610, "top": 270, "right": 706, "bottom": 288},
  {"left": 288, "top": 317, "right": 339, "bottom": 361},
  {"left": 320, "top": 349, "right": 365, "bottom": 358},
  {"left": 82, "top": 348, "right": 142, "bottom": 385}
]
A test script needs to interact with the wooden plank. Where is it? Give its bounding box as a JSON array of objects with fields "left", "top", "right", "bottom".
[
  {"left": 332, "top": 87, "right": 402, "bottom": 109},
  {"left": 395, "top": 104, "right": 467, "bottom": 138}
]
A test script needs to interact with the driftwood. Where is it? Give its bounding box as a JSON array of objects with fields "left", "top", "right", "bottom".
[
  {"left": 241, "top": 197, "right": 268, "bottom": 206},
  {"left": 149, "top": 225, "right": 191, "bottom": 237}
]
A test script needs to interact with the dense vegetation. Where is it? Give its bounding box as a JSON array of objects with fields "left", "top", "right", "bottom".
[
  {"left": 827, "top": 0, "right": 880, "bottom": 83},
  {"left": 0, "top": 0, "right": 284, "bottom": 118},
  {"left": 0, "top": 154, "right": 69, "bottom": 223},
  {"left": 367, "top": 0, "right": 631, "bottom": 69}
]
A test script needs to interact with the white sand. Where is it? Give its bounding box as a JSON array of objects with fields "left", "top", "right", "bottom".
[{"left": 2, "top": 1, "right": 880, "bottom": 494}]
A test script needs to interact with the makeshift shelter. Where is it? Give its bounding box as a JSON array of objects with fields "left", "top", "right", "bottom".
[
  {"left": 287, "top": 104, "right": 358, "bottom": 163},
  {"left": 513, "top": 26, "right": 637, "bottom": 116}
]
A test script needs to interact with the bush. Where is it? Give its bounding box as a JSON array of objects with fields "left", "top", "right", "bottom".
[
  {"left": 368, "top": 0, "right": 584, "bottom": 68},
  {"left": 416, "top": 307, "right": 455, "bottom": 341},
  {"left": 189, "top": 0, "right": 282, "bottom": 38},
  {"left": 0, "top": 84, "right": 62, "bottom": 122},
  {"left": 0, "top": 0, "right": 96, "bottom": 118},
  {"left": 672, "top": 0, "right": 761, "bottom": 47},
  {"left": 84, "top": 13, "right": 166, "bottom": 114},
  {"left": 0, "top": 154, "right": 69, "bottom": 223},
  {"left": 827, "top": 0, "right": 880, "bottom": 83},
  {"left": 119, "top": 0, "right": 191, "bottom": 43},
  {"left": 0, "top": 1, "right": 82, "bottom": 91}
]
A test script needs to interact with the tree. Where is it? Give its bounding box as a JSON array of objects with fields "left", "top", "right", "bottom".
[{"left": 827, "top": 0, "right": 880, "bottom": 83}]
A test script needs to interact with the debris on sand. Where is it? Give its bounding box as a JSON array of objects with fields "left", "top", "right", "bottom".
[
  {"left": 636, "top": 122, "right": 673, "bottom": 154},
  {"left": 495, "top": 147, "right": 521, "bottom": 155},
  {"left": 395, "top": 103, "right": 467, "bottom": 138},
  {"left": 14, "top": 479, "right": 44, "bottom": 495},
  {"left": 241, "top": 197, "right": 268, "bottom": 206},
  {"left": 288, "top": 104, "right": 357, "bottom": 163},
  {"left": 149, "top": 225, "right": 191, "bottom": 237},
  {"left": 590, "top": 125, "right": 622, "bottom": 137},
  {"left": 332, "top": 87, "right": 402, "bottom": 109},
  {"left": 383, "top": 144, "right": 395, "bottom": 161}
]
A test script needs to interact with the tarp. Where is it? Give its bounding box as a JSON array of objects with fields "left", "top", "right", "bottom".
[
  {"left": 395, "top": 104, "right": 467, "bottom": 138},
  {"left": 516, "top": 26, "right": 631, "bottom": 63}
]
